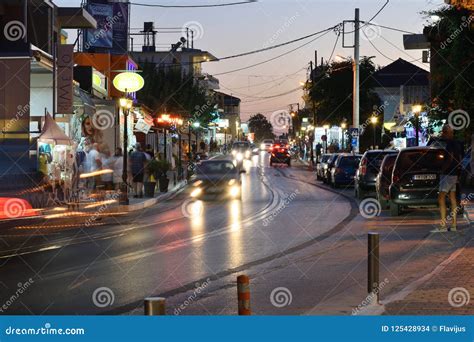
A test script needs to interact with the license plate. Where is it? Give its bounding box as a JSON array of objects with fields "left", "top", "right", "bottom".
[{"left": 413, "top": 174, "right": 436, "bottom": 180}]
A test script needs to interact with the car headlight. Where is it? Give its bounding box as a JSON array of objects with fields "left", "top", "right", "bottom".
[
  {"left": 232, "top": 150, "right": 237, "bottom": 156},
  {"left": 260, "top": 144, "right": 265, "bottom": 149},
  {"left": 228, "top": 179, "right": 236, "bottom": 186},
  {"left": 229, "top": 185, "right": 240, "bottom": 198},
  {"left": 253, "top": 148, "right": 259, "bottom": 153},
  {"left": 191, "top": 187, "right": 202, "bottom": 198},
  {"left": 245, "top": 151, "right": 250, "bottom": 158},
  {"left": 236, "top": 153, "right": 243, "bottom": 161}
]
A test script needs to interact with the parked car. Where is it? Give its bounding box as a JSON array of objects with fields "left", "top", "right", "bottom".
[
  {"left": 375, "top": 153, "right": 398, "bottom": 209},
  {"left": 323, "top": 153, "right": 339, "bottom": 184},
  {"left": 355, "top": 150, "right": 398, "bottom": 199},
  {"left": 388, "top": 146, "right": 447, "bottom": 216},
  {"left": 330, "top": 154, "right": 362, "bottom": 188},
  {"left": 316, "top": 154, "right": 331, "bottom": 180},
  {"left": 260, "top": 139, "right": 274, "bottom": 151}
]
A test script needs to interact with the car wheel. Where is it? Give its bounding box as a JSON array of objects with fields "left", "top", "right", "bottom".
[
  {"left": 389, "top": 201, "right": 400, "bottom": 217},
  {"left": 287, "top": 160, "right": 291, "bottom": 167},
  {"left": 270, "top": 161, "right": 273, "bottom": 167}
]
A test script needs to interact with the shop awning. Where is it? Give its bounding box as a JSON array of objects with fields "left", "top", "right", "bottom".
[{"left": 38, "top": 113, "right": 72, "bottom": 145}]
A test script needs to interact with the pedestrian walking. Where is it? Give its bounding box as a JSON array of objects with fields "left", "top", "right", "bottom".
[
  {"left": 112, "top": 148, "right": 124, "bottom": 190},
  {"left": 130, "top": 143, "right": 147, "bottom": 198},
  {"left": 433, "top": 124, "right": 463, "bottom": 232}
]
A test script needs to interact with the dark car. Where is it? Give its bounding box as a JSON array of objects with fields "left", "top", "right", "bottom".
[
  {"left": 355, "top": 150, "right": 398, "bottom": 199},
  {"left": 192, "top": 160, "right": 241, "bottom": 199},
  {"left": 231, "top": 141, "right": 252, "bottom": 160},
  {"left": 316, "top": 154, "right": 332, "bottom": 181},
  {"left": 330, "top": 154, "right": 362, "bottom": 188},
  {"left": 270, "top": 144, "right": 291, "bottom": 166},
  {"left": 375, "top": 153, "right": 398, "bottom": 209},
  {"left": 388, "top": 146, "right": 447, "bottom": 216},
  {"left": 323, "top": 153, "right": 339, "bottom": 184}
]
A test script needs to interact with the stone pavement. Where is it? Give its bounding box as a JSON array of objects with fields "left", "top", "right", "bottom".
[{"left": 384, "top": 230, "right": 474, "bottom": 315}]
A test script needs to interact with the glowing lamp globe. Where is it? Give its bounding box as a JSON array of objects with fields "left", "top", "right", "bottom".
[{"left": 113, "top": 72, "right": 145, "bottom": 93}]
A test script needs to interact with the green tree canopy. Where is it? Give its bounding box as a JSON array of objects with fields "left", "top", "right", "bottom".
[
  {"left": 137, "top": 62, "right": 218, "bottom": 127},
  {"left": 248, "top": 113, "right": 274, "bottom": 142},
  {"left": 306, "top": 57, "right": 381, "bottom": 127}
]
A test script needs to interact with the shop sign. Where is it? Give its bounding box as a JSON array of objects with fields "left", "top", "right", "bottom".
[{"left": 57, "top": 44, "right": 74, "bottom": 114}]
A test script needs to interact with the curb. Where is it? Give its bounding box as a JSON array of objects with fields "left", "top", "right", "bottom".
[{"left": 107, "top": 180, "right": 188, "bottom": 213}]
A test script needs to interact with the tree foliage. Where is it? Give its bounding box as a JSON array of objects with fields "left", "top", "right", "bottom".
[
  {"left": 424, "top": 6, "right": 474, "bottom": 139},
  {"left": 248, "top": 113, "right": 274, "bottom": 142},
  {"left": 305, "top": 57, "right": 381, "bottom": 127},
  {"left": 137, "top": 62, "right": 218, "bottom": 126}
]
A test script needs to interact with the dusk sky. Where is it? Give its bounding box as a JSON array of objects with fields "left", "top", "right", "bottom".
[{"left": 58, "top": 0, "right": 445, "bottom": 121}]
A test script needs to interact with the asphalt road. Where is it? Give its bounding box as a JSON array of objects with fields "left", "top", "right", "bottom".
[{"left": 0, "top": 152, "right": 468, "bottom": 315}]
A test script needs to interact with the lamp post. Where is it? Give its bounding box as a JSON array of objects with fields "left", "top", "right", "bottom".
[
  {"left": 370, "top": 115, "right": 378, "bottom": 149},
  {"left": 341, "top": 122, "right": 347, "bottom": 150},
  {"left": 119, "top": 97, "right": 133, "bottom": 205},
  {"left": 412, "top": 104, "right": 422, "bottom": 147},
  {"left": 113, "top": 71, "right": 145, "bottom": 205},
  {"left": 323, "top": 124, "right": 329, "bottom": 153}
]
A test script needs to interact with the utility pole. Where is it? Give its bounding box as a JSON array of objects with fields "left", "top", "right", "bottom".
[{"left": 353, "top": 8, "right": 360, "bottom": 152}]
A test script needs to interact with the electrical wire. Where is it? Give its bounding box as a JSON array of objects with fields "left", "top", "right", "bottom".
[
  {"left": 129, "top": 0, "right": 257, "bottom": 8},
  {"left": 212, "top": 29, "right": 334, "bottom": 76},
  {"left": 361, "top": 22, "right": 418, "bottom": 35},
  {"left": 217, "top": 24, "right": 341, "bottom": 61},
  {"left": 345, "top": 0, "right": 390, "bottom": 34}
]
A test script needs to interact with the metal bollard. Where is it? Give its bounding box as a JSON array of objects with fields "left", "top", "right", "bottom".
[
  {"left": 144, "top": 297, "right": 166, "bottom": 315},
  {"left": 368, "top": 232, "right": 380, "bottom": 304},
  {"left": 237, "top": 275, "right": 251, "bottom": 315}
]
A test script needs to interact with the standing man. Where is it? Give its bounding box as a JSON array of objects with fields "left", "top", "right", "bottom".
[
  {"left": 433, "top": 124, "right": 463, "bottom": 232},
  {"left": 130, "top": 143, "right": 147, "bottom": 198}
]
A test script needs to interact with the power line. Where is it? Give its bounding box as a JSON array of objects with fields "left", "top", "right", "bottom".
[
  {"left": 212, "top": 29, "right": 334, "bottom": 76},
  {"left": 362, "top": 22, "right": 418, "bottom": 35},
  {"left": 345, "top": 0, "right": 390, "bottom": 33},
  {"left": 217, "top": 24, "right": 341, "bottom": 61},
  {"left": 129, "top": 0, "right": 257, "bottom": 8}
]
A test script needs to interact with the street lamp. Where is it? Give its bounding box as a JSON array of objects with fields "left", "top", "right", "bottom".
[
  {"left": 341, "top": 121, "right": 347, "bottom": 150},
  {"left": 323, "top": 124, "right": 329, "bottom": 153},
  {"left": 113, "top": 71, "right": 145, "bottom": 205},
  {"left": 412, "top": 104, "right": 422, "bottom": 146},
  {"left": 118, "top": 97, "right": 133, "bottom": 205},
  {"left": 370, "top": 115, "right": 378, "bottom": 149}
]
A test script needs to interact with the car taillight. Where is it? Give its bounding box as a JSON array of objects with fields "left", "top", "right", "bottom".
[
  {"left": 360, "top": 158, "right": 367, "bottom": 176},
  {"left": 392, "top": 173, "right": 400, "bottom": 184},
  {"left": 280, "top": 148, "right": 285, "bottom": 152},
  {"left": 335, "top": 167, "right": 343, "bottom": 174}
]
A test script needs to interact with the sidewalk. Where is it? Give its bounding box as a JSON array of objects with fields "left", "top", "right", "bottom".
[{"left": 383, "top": 231, "right": 474, "bottom": 315}]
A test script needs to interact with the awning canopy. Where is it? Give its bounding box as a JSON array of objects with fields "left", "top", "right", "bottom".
[{"left": 38, "top": 113, "right": 72, "bottom": 145}]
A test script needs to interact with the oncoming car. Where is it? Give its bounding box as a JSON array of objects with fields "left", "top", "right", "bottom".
[{"left": 191, "top": 160, "right": 241, "bottom": 200}]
